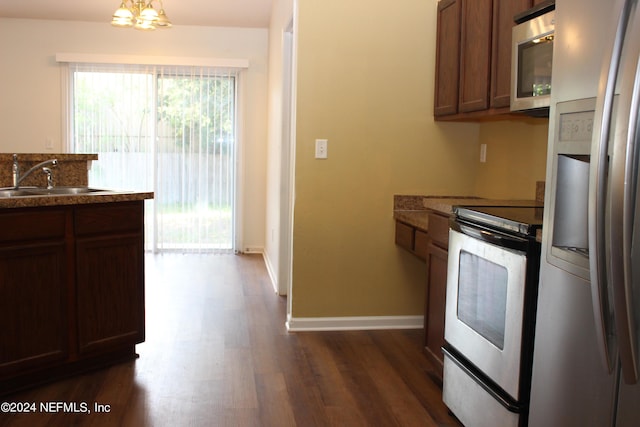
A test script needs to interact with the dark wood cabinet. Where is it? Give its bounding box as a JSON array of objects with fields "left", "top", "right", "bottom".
[
  {"left": 425, "top": 241, "right": 448, "bottom": 378},
  {"left": 435, "top": 0, "right": 536, "bottom": 120},
  {"left": 459, "top": 0, "right": 493, "bottom": 113},
  {"left": 0, "top": 209, "right": 68, "bottom": 376},
  {"left": 395, "top": 221, "right": 415, "bottom": 252},
  {"left": 395, "top": 221, "right": 428, "bottom": 261},
  {"left": 423, "top": 212, "right": 450, "bottom": 380},
  {"left": 0, "top": 202, "right": 145, "bottom": 396},
  {"left": 75, "top": 203, "right": 145, "bottom": 356},
  {"left": 434, "top": 0, "right": 461, "bottom": 117},
  {"left": 394, "top": 209, "right": 454, "bottom": 380}
]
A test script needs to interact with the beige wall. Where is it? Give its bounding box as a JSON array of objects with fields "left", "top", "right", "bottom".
[
  {"left": 0, "top": 18, "right": 269, "bottom": 251},
  {"left": 281, "top": 0, "right": 550, "bottom": 319},
  {"left": 475, "top": 119, "right": 549, "bottom": 199},
  {"left": 288, "top": 0, "right": 482, "bottom": 318}
]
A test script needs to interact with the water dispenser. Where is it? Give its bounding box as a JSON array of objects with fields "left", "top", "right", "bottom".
[{"left": 546, "top": 98, "right": 596, "bottom": 279}]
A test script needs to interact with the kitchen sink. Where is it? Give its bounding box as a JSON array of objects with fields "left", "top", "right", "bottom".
[
  {"left": 25, "top": 186, "right": 108, "bottom": 195},
  {"left": 0, "top": 188, "right": 34, "bottom": 197},
  {"left": 0, "top": 186, "right": 112, "bottom": 198}
]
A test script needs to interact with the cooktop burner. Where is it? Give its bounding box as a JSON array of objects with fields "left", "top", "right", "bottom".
[{"left": 454, "top": 205, "right": 543, "bottom": 237}]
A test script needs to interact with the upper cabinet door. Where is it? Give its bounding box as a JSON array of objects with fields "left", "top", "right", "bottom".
[
  {"left": 491, "top": 0, "right": 534, "bottom": 108},
  {"left": 434, "top": 0, "right": 538, "bottom": 120},
  {"left": 434, "top": 0, "right": 461, "bottom": 117},
  {"left": 458, "top": 0, "right": 493, "bottom": 113}
]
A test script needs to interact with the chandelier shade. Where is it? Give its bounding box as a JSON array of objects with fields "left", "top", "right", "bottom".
[{"left": 111, "top": 0, "right": 172, "bottom": 30}]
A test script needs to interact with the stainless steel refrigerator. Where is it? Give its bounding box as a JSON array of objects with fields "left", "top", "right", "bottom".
[{"left": 530, "top": 0, "right": 640, "bottom": 425}]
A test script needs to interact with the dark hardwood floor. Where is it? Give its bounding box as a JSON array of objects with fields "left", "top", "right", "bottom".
[{"left": 0, "top": 254, "right": 460, "bottom": 426}]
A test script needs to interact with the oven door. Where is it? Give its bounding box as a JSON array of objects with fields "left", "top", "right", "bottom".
[{"left": 445, "top": 224, "right": 528, "bottom": 400}]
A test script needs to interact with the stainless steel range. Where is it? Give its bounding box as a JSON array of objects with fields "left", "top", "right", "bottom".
[{"left": 443, "top": 206, "right": 543, "bottom": 427}]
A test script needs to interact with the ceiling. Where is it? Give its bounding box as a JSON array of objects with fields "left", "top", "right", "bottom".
[{"left": 0, "top": 0, "right": 273, "bottom": 28}]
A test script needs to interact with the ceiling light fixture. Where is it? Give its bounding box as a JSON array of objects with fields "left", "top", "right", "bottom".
[{"left": 112, "top": 0, "right": 172, "bottom": 30}]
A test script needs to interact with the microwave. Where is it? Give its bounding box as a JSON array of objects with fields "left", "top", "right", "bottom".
[{"left": 510, "top": 6, "right": 555, "bottom": 116}]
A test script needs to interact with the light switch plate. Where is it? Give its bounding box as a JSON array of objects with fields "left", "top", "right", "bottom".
[
  {"left": 480, "top": 143, "right": 487, "bottom": 163},
  {"left": 315, "top": 139, "right": 328, "bottom": 159}
]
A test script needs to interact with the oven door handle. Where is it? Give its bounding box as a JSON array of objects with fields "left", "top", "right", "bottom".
[{"left": 451, "top": 221, "right": 528, "bottom": 252}]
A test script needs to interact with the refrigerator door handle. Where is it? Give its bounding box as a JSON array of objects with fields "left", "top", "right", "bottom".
[
  {"left": 589, "top": 1, "right": 633, "bottom": 373},
  {"left": 612, "top": 20, "right": 640, "bottom": 384}
]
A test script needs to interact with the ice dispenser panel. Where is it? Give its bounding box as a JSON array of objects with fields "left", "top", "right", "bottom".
[
  {"left": 548, "top": 98, "right": 595, "bottom": 277},
  {"left": 552, "top": 154, "right": 590, "bottom": 254}
]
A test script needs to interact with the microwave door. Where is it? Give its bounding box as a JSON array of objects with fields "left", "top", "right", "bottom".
[{"left": 510, "top": 11, "right": 554, "bottom": 113}]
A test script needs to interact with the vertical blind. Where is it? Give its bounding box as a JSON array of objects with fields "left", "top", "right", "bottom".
[{"left": 69, "top": 62, "right": 238, "bottom": 253}]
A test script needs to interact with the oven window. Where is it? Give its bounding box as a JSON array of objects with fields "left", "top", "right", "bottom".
[{"left": 457, "top": 250, "right": 508, "bottom": 350}]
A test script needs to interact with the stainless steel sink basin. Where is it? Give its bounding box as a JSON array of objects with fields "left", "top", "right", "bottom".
[
  {"left": 0, "top": 188, "right": 34, "bottom": 197},
  {"left": 0, "top": 186, "right": 112, "bottom": 198},
  {"left": 25, "top": 186, "right": 107, "bottom": 195}
]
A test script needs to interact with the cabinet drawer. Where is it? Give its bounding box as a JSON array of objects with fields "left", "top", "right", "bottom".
[
  {"left": 75, "top": 202, "right": 143, "bottom": 236},
  {"left": 428, "top": 212, "right": 450, "bottom": 248},
  {"left": 414, "top": 230, "right": 429, "bottom": 259},
  {"left": 395, "top": 221, "right": 415, "bottom": 252},
  {"left": 0, "top": 209, "right": 66, "bottom": 243}
]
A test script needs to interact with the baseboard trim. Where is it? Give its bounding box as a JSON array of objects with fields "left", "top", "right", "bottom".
[
  {"left": 286, "top": 315, "right": 424, "bottom": 332},
  {"left": 261, "top": 251, "right": 279, "bottom": 294}
]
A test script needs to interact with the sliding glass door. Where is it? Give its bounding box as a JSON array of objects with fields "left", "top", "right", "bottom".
[{"left": 70, "top": 64, "right": 237, "bottom": 253}]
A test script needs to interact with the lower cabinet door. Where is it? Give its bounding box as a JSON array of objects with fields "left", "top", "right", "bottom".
[
  {"left": 425, "top": 241, "right": 448, "bottom": 378},
  {"left": 75, "top": 235, "right": 144, "bottom": 356},
  {"left": 0, "top": 243, "right": 68, "bottom": 375}
]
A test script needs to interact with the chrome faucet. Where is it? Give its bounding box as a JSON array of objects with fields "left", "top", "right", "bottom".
[
  {"left": 42, "top": 167, "right": 55, "bottom": 189},
  {"left": 12, "top": 154, "right": 58, "bottom": 189}
]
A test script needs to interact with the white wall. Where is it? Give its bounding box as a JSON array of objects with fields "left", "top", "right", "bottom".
[
  {"left": 0, "top": 18, "right": 268, "bottom": 252},
  {"left": 264, "top": 0, "right": 295, "bottom": 294}
]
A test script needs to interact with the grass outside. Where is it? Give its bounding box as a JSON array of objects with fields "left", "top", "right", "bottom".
[{"left": 146, "top": 205, "right": 232, "bottom": 250}]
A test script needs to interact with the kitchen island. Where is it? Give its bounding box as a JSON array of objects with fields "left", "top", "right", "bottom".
[{"left": 0, "top": 153, "right": 153, "bottom": 396}]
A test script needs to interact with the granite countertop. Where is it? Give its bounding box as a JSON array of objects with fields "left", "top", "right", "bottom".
[
  {"left": 393, "top": 194, "right": 430, "bottom": 230},
  {"left": 0, "top": 190, "right": 154, "bottom": 209},
  {"left": 0, "top": 153, "right": 98, "bottom": 162},
  {"left": 422, "top": 197, "right": 541, "bottom": 215},
  {"left": 394, "top": 194, "right": 542, "bottom": 228}
]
